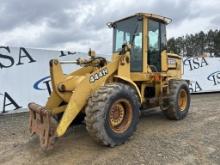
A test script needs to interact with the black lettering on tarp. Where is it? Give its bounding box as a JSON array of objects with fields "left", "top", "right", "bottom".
[
  {"left": 183, "top": 57, "right": 208, "bottom": 71},
  {"left": 59, "top": 51, "right": 67, "bottom": 57},
  {"left": 0, "top": 46, "right": 15, "bottom": 69},
  {"left": 16, "top": 47, "right": 36, "bottom": 65},
  {"left": 60, "top": 51, "right": 66, "bottom": 57},
  {"left": 2, "top": 92, "right": 21, "bottom": 113},
  {"left": 194, "top": 81, "right": 202, "bottom": 92},
  {"left": 67, "top": 51, "right": 77, "bottom": 55},
  {"left": 207, "top": 71, "right": 220, "bottom": 86},
  {"left": 189, "top": 81, "right": 202, "bottom": 93},
  {"left": 200, "top": 57, "right": 208, "bottom": 67},
  {"left": 33, "top": 76, "right": 52, "bottom": 95},
  {"left": 43, "top": 80, "right": 51, "bottom": 95},
  {"left": 184, "top": 58, "right": 192, "bottom": 71},
  {"left": 59, "top": 51, "right": 77, "bottom": 57},
  {"left": 192, "top": 58, "right": 200, "bottom": 70}
]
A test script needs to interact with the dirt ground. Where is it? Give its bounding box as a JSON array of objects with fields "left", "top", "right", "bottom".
[{"left": 0, "top": 93, "right": 219, "bottom": 165}]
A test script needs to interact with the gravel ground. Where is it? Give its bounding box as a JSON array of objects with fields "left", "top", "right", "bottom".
[{"left": 0, "top": 93, "right": 219, "bottom": 165}]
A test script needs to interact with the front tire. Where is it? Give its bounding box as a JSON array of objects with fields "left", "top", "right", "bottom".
[{"left": 85, "top": 83, "right": 140, "bottom": 147}]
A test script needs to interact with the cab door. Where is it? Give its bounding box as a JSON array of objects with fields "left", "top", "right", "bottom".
[{"left": 147, "top": 19, "right": 167, "bottom": 72}]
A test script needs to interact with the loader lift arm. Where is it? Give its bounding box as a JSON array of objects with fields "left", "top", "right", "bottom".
[{"left": 29, "top": 54, "right": 121, "bottom": 150}]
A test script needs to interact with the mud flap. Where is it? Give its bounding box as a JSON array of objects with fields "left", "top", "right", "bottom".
[{"left": 29, "top": 103, "right": 57, "bottom": 150}]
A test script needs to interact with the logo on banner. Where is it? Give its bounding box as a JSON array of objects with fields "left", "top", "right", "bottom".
[
  {"left": 0, "top": 92, "right": 21, "bottom": 113},
  {"left": 189, "top": 81, "right": 202, "bottom": 93},
  {"left": 33, "top": 76, "right": 52, "bottom": 94},
  {"left": 0, "top": 46, "right": 36, "bottom": 69},
  {"left": 183, "top": 57, "right": 208, "bottom": 71},
  {"left": 60, "top": 51, "right": 77, "bottom": 57},
  {"left": 207, "top": 71, "right": 220, "bottom": 86}
]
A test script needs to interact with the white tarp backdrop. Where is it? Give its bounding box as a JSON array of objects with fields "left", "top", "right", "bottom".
[
  {"left": 183, "top": 57, "right": 220, "bottom": 93},
  {"left": 0, "top": 46, "right": 220, "bottom": 114}
]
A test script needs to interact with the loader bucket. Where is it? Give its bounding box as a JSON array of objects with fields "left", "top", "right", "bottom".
[{"left": 29, "top": 103, "right": 57, "bottom": 150}]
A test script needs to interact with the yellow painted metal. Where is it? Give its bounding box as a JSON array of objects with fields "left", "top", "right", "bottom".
[
  {"left": 117, "top": 52, "right": 131, "bottom": 78},
  {"left": 109, "top": 102, "right": 125, "bottom": 127},
  {"left": 48, "top": 14, "right": 182, "bottom": 136},
  {"left": 167, "top": 53, "right": 182, "bottom": 79},
  {"left": 58, "top": 75, "right": 86, "bottom": 92},
  {"left": 30, "top": 13, "right": 184, "bottom": 144},
  {"left": 178, "top": 89, "right": 187, "bottom": 111},
  {"left": 49, "top": 60, "right": 72, "bottom": 102},
  {"left": 58, "top": 66, "right": 94, "bottom": 93},
  {"left": 45, "top": 91, "right": 63, "bottom": 111},
  {"left": 130, "top": 72, "right": 151, "bottom": 81},
  {"left": 114, "top": 75, "right": 143, "bottom": 103},
  {"left": 56, "top": 60, "right": 119, "bottom": 136},
  {"left": 115, "top": 50, "right": 143, "bottom": 103},
  {"left": 51, "top": 105, "right": 67, "bottom": 115},
  {"left": 161, "top": 50, "right": 168, "bottom": 72},
  {"left": 113, "top": 13, "right": 172, "bottom": 25},
  {"left": 108, "top": 99, "right": 132, "bottom": 134},
  {"left": 142, "top": 17, "right": 148, "bottom": 73},
  {"left": 167, "top": 53, "right": 182, "bottom": 59},
  {"left": 69, "top": 66, "right": 94, "bottom": 76}
]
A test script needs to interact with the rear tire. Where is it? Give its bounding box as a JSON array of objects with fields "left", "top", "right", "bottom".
[
  {"left": 85, "top": 83, "right": 140, "bottom": 147},
  {"left": 161, "top": 80, "right": 190, "bottom": 120}
]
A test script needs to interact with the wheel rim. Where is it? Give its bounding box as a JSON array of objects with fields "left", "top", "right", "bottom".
[
  {"left": 178, "top": 89, "right": 187, "bottom": 111},
  {"left": 108, "top": 99, "right": 132, "bottom": 134}
]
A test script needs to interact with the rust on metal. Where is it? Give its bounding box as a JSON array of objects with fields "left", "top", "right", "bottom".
[
  {"left": 178, "top": 89, "right": 187, "bottom": 111},
  {"left": 29, "top": 102, "right": 57, "bottom": 150},
  {"left": 109, "top": 99, "right": 133, "bottom": 134}
]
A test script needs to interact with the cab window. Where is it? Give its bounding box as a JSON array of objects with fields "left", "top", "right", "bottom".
[
  {"left": 148, "top": 19, "right": 166, "bottom": 72},
  {"left": 113, "top": 16, "right": 143, "bottom": 72}
]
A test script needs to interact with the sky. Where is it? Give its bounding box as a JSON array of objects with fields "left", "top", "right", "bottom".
[{"left": 0, "top": 0, "right": 219, "bottom": 54}]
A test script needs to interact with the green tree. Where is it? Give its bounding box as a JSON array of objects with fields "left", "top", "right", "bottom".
[
  {"left": 206, "top": 30, "right": 215, "bottom": 57},
  {"left": 214, "top": 30, "right": 220, "bottom": 57},
  {"left": 167, "top": 29, "right": 220, "bottom": 57},
  {"left": 167, "top": 37, "right": 177, "bottom": 54}
]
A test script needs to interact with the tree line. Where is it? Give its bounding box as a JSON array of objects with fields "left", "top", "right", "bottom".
[{"left": 167, "top": 29, "right": 220, "bottom": 57}]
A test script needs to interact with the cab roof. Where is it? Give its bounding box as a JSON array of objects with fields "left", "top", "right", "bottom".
[{"left": 112, "top": 13, "right": 172, "bottom": 25}]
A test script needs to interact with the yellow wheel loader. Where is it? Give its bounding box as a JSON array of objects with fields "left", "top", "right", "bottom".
[{"left": 29, "top": 13, "right": 191, "bottom": 150}]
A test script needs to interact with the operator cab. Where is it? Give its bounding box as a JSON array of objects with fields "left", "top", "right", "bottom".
[{"left": 109, "top": 13, "right": 172, "bottom": 72}]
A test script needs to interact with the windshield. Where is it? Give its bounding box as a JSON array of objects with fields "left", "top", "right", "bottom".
[
  {"left": 113, "top": 16, "right": 143, "bottom": 52},
  {"left": 113, "top": 16, "right": 143, "bottom": 72}
]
